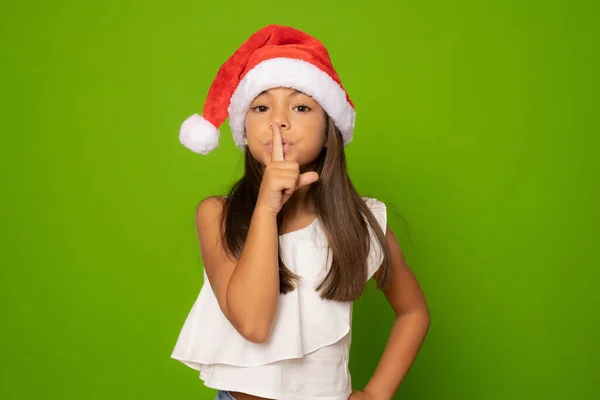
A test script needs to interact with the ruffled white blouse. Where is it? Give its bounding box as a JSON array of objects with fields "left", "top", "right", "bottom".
[{"left": 171, "top": 197, "right": 387, "bottom": 399}]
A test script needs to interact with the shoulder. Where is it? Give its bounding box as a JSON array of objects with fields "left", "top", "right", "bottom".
[
  {"left": 361, "top": 196, "right": 386, "bottom": 209},
  {"left": 361, "top": 196, "right": 387, "bottom": 221},
  {"left": 195, "top": 196, "right": 227, "bottom": 226},
  {"left": 361, "top": 196, "right": 388, "bottom": 237},
  {"left": 362, "top": 197, "right": 390, "bottom": 281}
]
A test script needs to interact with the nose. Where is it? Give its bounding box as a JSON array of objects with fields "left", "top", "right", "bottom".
[{"left": 269, "top": 108, "right": 290, "bottom": 131}]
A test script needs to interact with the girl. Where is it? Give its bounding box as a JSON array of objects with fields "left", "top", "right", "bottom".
[{"left": 172, "top": 25, "right": 430, "bottom": 400}]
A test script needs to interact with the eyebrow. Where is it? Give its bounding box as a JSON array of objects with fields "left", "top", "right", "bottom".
[{"left": 257, "top": 89, "right": 303, "bottom": 97}]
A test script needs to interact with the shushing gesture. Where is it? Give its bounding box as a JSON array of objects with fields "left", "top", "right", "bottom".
[{"left": 256, "top": 124, "right": 319, "bottom": 215}]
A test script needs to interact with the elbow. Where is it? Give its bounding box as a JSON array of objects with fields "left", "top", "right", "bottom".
[
  {"left": 397, "top": 306, "right": 431, "bottom": 330},
  {"left": 237, "top": 322, "right": 271, "bottom": 343},
  {"left": 419, "top": 307, "right": 431, "bottom": 333},
  {"left": 423, "top": 310, "right": 431, "bottom": 331},
  {"left": 229, "top": 305, "right": 272, "bottom": 343},
  {"left": 416, "top": 305, "right": 431, "bottom": 325},
  {"left": 226, "top": 288, "right": 276, "bottom": 343}
]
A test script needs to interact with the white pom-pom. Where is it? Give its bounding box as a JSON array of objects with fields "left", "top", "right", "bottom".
[{"left": 179, "top": 114, "right": 220, "bottom": 154}]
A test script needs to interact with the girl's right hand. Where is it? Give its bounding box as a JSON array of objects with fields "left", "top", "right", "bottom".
[{"left": 256, "top": 124, "right": 319, "bottom": 215}]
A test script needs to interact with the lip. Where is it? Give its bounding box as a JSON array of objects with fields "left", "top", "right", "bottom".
[
  {"left": 265, "top": 142, "right": 294, "bottom": 153},
  {"left": 265, "top": 139, "right": 293, "bottom": 146}
]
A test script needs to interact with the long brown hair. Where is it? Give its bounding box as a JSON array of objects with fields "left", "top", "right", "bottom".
[{"left": 220, "top": 117, "right": 391, "bottom": 302}]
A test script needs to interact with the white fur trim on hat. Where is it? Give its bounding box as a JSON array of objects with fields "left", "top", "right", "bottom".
[
  {"left": 227, "top": 57, "right": 356, "bottom": 149},
  {"left": 179, "top": 114, "right": 220, "bottom": 154}
]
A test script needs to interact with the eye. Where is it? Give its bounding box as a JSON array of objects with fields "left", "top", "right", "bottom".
[
  {"left": 251, "top": 105, "right": 269, "bottom": 113},
  {"left": 293, "top": 104, "right": 311, "bottom": 113}
]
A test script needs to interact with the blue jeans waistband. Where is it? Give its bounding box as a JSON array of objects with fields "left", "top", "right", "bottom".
[{"left": 215, "top": 390, "right": 236, "bottom": 400}]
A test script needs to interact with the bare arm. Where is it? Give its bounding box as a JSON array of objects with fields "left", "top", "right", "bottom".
[
  {"left": 359, "top": 224, "right": 431, "bottom": 399},
  {"left": 195, "top": 197, "right": 280, "bottom": 343}
]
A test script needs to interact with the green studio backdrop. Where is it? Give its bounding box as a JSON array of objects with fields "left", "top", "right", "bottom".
[{"left": 1, "top": 0, "right": 598, "bottom": 399}]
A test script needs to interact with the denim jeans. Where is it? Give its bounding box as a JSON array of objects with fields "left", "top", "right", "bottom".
[{"left": 215, "top": 390, "right": 236, "bottom": 400}]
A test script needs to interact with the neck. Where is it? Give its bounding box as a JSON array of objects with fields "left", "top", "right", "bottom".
[
  {"left": 283, "top": 186, "right": 314, "bottom": 217},
  {"left": 281, "top": 162, "right": 318, "bottom": 218}
]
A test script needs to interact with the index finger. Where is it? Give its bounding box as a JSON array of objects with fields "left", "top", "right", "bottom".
[{"left": 271, "top": 123, "right": 284, "bottom": 163}]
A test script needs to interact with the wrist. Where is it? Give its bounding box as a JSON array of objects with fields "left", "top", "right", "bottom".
[
  {"left": 254, "top": 202, "right": 279, "bottom": 218},
  {"left": 363, "top": 387, "right": 390, "bottom": 400}
]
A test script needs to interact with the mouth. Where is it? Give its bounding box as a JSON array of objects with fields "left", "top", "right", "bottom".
[
  {"left": 266, "top": 139, "right": 293, "bottom": 145},
  {"left": 265, "top": 141, "right": 294, "bottom": 153}
]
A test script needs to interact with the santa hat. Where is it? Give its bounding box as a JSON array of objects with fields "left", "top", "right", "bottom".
[{"left": 179, "top": 24, "right": 356, "bottom": 154}]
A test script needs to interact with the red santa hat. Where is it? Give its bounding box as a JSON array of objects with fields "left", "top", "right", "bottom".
[{"left": 179, "top": 24, "right": 356, "bottom": 154}]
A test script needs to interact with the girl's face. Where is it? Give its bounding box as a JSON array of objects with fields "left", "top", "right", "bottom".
[{"left": 245, "top": 87, "right": 327, "bottom": 166}]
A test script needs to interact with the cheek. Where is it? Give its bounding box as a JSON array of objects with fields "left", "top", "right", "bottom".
[
  {"left": 246, "top": 143, "right": 269, "bottom": 166},
  {"left": 304, "top": 119, "right": 327, "bottom": 145},
  {"left": 244, "top": 113, "right": 260, "bottom": 136},
  {"left": 244, "top": 120, "right": 269, "bottom": 164},
  {"left": 295, "top": 125, "right": 326, "bottom": 159},
  {"left": 297, "top": 111, "right": 326, "bottom": 133}
]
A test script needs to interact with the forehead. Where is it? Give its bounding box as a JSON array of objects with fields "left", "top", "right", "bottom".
[{"left": 254, "top": 87, "right": 310, "bottom": 98}]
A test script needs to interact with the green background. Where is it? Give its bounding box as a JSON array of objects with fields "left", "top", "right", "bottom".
[{"left": 2, "top": 0, "right": 598, "bottom": 399}]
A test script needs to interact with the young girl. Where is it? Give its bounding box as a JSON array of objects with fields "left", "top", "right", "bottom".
[{"left": 172, "top": 25, "right": 430, "bottom": 400}]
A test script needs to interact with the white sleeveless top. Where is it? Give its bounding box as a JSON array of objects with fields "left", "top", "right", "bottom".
[{"left": 171, "top": 197, "right": 387, "bottom": 400}]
